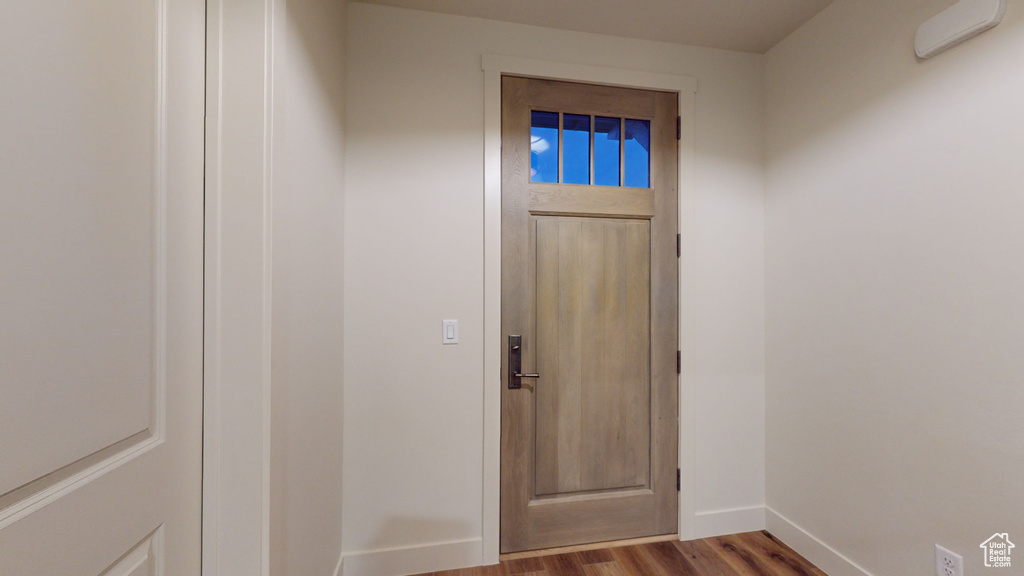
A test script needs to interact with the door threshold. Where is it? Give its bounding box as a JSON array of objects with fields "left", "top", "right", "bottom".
[{"left": 499, "top": 533, "right": 680, "bottom": 561}]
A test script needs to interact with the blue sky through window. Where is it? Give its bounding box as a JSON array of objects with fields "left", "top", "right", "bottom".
[
  {"left": 531, "top": 113, "right": 650, "bottom": 188},
  {"left": 624, "top": 119, "right": 650, "bottom": 188},
  {"left": 563, "top": 114, "right": 590, "bottom": 185},
  {"left": 594, "top": 116, "right": 619, "bottom": 186},
  {"left": 530, "top": 111, "right": 558, "bottom": 183}
]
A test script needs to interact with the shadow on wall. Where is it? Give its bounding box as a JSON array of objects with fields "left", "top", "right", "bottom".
[
  {"left": 268, "top": 1, "right": 347, "bottom": 576},
  {"left": 765, "top": 0, "right": 1024, "bottom": 161},
  {"left": 287, "top": 0, "right": 346, "bottom": 132}
]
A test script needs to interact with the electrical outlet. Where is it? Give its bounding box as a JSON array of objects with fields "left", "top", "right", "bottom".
[{"left": 935, "top": 544, "right": 963, "bottom": 576}]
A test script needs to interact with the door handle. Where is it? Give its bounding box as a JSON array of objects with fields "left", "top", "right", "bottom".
[{"left": 508, "top": 335, "right": 539, "bottom": 389}]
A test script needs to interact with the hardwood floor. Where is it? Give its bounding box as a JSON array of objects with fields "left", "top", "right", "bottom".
[{"left": 414, "top": 531, "right": 828, "bottom": 576}]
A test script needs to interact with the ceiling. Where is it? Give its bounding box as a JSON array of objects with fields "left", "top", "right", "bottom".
[{"left": 355, "top": 0, "right": 835, "bottom": 54}]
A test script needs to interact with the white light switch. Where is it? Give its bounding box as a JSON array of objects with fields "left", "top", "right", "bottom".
[{"left": 442, "top": 319, "right": 459, "bottom": 344}]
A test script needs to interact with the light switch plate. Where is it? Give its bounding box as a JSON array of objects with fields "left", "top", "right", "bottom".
[{"left": 442, "top": 319, "right": 459, "bottom": 345}]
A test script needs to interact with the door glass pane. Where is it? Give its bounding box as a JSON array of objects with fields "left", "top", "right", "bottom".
[
  {"left": 562, "top": 114, "right": 590, "bottom": 185},
  {"left": 531, "top": 111, "right": 559, "bottom": 183},
  {"left": 594, "top": 116, "right": 620, "bottom": 187},
  {"left": 624, "top": 119, "right": 650, "bottom": 188}
]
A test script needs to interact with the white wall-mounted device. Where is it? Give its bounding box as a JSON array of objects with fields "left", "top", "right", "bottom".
[
  {"left": 442, "top": 319, "right": 459, "bottom": 345},
  {"left": 915, "top": 0, "right": 1006, "bottom": 58}
]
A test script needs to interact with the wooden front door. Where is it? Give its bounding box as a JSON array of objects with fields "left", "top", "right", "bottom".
[
  {"left": 500, "top": 76, "right": 679, "bottom": 553},
  {"left": 0, "top": 1, "right": 205, "bottom": 573}
]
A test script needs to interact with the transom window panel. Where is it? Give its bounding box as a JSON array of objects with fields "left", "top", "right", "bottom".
[
  {"left": 563, "top": 114, "right": 590, "bottom": 185},
  {"left": 531, "top": 111, "right": 559, "bottom": 183},
  {"left": 594, "top": 116, "right": 620, "bottom": 187},
  {"left": 530, "top": 111, "right": 651, "bottom": 188},
  {"left": 624, "top": 119, "right": 650, "bottom": 188}
]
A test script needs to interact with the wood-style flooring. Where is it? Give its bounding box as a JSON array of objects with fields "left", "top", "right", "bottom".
[{"left": 414, "top": 531, "right": 828, "bottom": 576}]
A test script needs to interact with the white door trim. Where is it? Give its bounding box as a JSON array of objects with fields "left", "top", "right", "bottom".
[
  {"left": 481, "top": 55, "right": 698, "bottom": 565},
  {"left": 203, "top": 0, "right": 278, "bottom": 573}
]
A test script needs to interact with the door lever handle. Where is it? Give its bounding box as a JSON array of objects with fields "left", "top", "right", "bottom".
[{"left": 508, "top": 335, "right": 539, "bottom": 389}]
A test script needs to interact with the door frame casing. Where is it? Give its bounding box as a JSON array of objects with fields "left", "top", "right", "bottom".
[
  {"left": 481, "top": 55, "right": 698, "bottom": 564},
  {"left": 203, "top": 0, "right": 280, "bottom": 574}
]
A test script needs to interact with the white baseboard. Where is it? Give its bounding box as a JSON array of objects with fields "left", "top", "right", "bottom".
[
  {"left": 337, "top": 508, "right": 871, "bottom": 576},
  {"left": 333, "top": 549, "right": 345, "bottom": 576},
  {"left": 340, "top": 538, "right": 483, "bottom": 576},
  {"left": 765, "top": 507, "right": 873, "bottom": 576},
  {"left": 693, "top": 505, "right": 766, "bottom": 538}
]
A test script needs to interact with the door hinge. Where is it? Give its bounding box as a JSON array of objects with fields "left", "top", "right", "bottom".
[
  {"left": 676, "top": 233, "right": 681, "bottom": 258},
  {"left": 676, "top": 116, "right": 681, "bottom": 140},
  {"left": 677, "top": 468, "right": 681, "bottom": 491},
  {"left": 676, "top": 351, "right": 681, "bottom": 374}
]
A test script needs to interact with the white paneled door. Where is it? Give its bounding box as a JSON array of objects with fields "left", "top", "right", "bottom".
[{"left": 0, "top": 1, "right": 204, "bottom": 574}]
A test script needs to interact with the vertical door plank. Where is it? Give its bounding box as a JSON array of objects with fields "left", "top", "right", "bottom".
[
  {"left": 555, "top": 220, "right": 584, "bottom": 493},
  {"left": 535, "top": 218, "right": 561, "bottom": 495},
  {"left": 579, "top": 220, "right": 652, "bottom": 492},
  {"left": 580, "top": 219, "right": 607, "bottom": 492},
  {"left": 602, "top": 219, "right": 628, "bottom": 486},
  {"left": 623, "top": 221, "right": 651, "bottom": 488},
  {"left": 581, "top": 221, "right": 625, "bottom": 490}
]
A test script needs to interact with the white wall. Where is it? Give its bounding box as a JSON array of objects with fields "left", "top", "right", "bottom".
[
  {"left": 764, "top": 2, "right": 1024, "bottom": 575},
  {"left": 343, "top": 3, "right": 765, "bottom": 571},
  {"left": 270, "top": 0, "right": 346, "bottom": 574}
]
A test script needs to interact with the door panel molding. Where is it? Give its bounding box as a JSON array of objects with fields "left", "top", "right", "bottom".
[
  {"left": 0, "top": 432, "right": 158, "bottom": 531},
  {"left": 482, "top": 55, "right": 697, "bottom": 564},
  {"left": 100, "top": 527, "right": 163, "bottom": 576}
]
